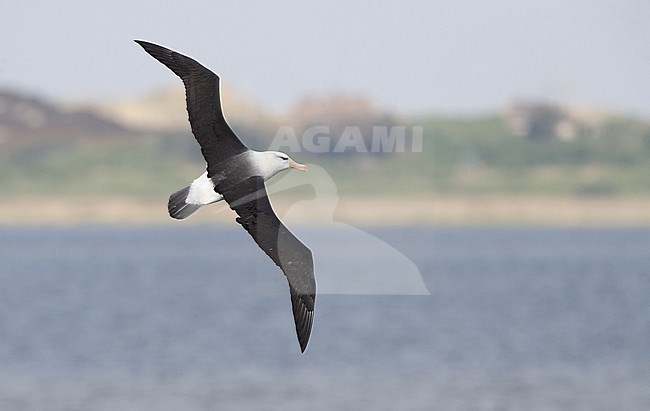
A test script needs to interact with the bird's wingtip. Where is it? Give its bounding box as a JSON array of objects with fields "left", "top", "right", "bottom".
[
  {"left": 299, "top": 339, "right": 309, "bottom": 353},
  {"left": 298, "top": 334, "right": 309, "bottom": 354}
]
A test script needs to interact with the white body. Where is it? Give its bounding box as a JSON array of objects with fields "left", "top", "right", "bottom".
[
  {"left": 170, "top": 151, "right": 303, "bottom": 219},
  {"left": 185, "top": 151, "right": 288, "bottom": 205}
]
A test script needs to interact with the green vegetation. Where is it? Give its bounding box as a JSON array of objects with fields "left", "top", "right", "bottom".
[
  {"left": 0, "top": 135, "right": 196, "bottom": 198},
  {"left": 1, "top": 114, "right": 649, "bottom": 198},
  {"left": 420, "top": 114, "right": 650, "bottom": 196}
]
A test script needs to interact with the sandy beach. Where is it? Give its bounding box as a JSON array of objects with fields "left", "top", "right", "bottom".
[{"left": 1, "top": 195, "right": 649, "bottom": 226}]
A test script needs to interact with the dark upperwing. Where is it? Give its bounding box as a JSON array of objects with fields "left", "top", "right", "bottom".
[
  {"left": 219, "top": 176, "right": 316, "bottom": 352},
  {"left": 135, "top": 40, "right": 248, "bottom": 177}
]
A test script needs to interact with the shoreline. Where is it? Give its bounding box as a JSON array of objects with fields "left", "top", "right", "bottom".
[{"left": 1, "top": 195, "right": 650, "bottom": 227}]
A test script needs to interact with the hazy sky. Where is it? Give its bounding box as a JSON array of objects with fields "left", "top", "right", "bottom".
[{"left": 2, "top": 1, "right": 649, "bottom": 115}]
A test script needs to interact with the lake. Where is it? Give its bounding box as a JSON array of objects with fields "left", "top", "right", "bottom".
[{"left": 0, "top": 226, "right": 649, "bottom": 410}]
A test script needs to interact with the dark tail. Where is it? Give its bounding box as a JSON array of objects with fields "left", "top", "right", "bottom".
[{"left": 168, "top": 186, "right": 201, "bottom": 220}]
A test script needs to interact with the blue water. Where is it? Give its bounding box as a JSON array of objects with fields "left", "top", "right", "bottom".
[{"left": 1, "top": 226, "right": 649, "bottom": 410}]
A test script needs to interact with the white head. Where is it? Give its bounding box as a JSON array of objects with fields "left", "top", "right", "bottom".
[{"left": 255, "top": 151, "right": 308, "bottom": 180}]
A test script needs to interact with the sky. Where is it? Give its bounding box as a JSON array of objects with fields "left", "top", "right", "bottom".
[{"left": 2, "top": 0, "right": 650, "bottom": 115}]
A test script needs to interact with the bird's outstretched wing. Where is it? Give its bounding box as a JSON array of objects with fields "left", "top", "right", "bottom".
[
  {"left": 219, "top": 176, "right": 316, "bottom": 352},
  {"left": 135, "top": 40, "right": 248, "bottom": 177}
]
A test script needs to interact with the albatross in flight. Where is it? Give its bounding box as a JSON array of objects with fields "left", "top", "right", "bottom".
[{"left": 135, "top": 40, "right": 316, "bottom": 352}]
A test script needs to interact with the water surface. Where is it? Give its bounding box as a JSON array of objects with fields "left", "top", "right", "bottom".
[{"left": 0, "top": 226, "right": 649, "bottom": 410}]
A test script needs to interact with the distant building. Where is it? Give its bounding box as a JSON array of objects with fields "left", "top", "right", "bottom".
[
  {"left": 505, "top": 101, "right": 577, "bottom": 141},
  {"left": 290, "top": 93, "right": 396, "bottom": 153}
]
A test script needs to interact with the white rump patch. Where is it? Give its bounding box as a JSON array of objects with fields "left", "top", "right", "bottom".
[{"left": 186, "top": 172, "right": 223, "bottom": 205}]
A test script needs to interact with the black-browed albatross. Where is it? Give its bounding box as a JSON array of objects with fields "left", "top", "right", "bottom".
[{"left": 135, "top": 40, "right": 316, "bottom": 352}]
